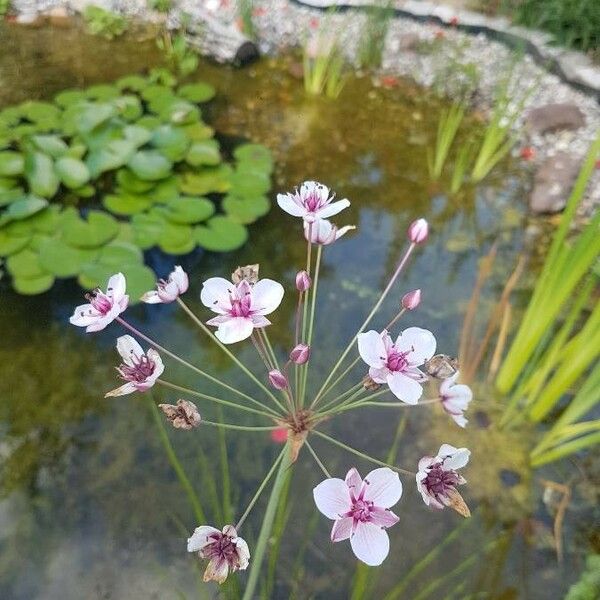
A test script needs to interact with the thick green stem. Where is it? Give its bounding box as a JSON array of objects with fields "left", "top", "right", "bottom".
[{"left": 242, "top": 442, "right": 293, "bottom": 600}]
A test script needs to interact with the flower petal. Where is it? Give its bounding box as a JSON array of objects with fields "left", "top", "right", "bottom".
[
  {"left": 69, "top": 303, "right": 99, "bottom": 326},
  {"left": 104, "top": 382, "right": 137, "bottom": 397},
  {"left": 369, "top": 366, "right": 389, "bottom": 383},
  {"left": 187, "top": 525, "right": 220, "bottom": 552},
  {"left": 200, "top": 277, "right": 234, "bottom": 314},
  {"left": 313, "top": 478, "right": 352, "bottom": 519},
  {"left": 251, "top": 314, "right": 271, "bottom": 328},
  {"left": 331, "top": 517, "right": 354, "bottom": 542},
  {"left": 350, "top": 522, "right": 390, "bottom": 566},
  {"left": 316, "top": 198, "right": 351, "bottom": 219},
  {"left": 362, "top": 467, "right": 402, "bottom": 508},
  {"left": 171, "top": 266, "right": 188, "bottom": 293},
  {"left": 442, "top": 447, "right": 470, "bottom": 470},
  {"left": 141, "top": 290, "right": 162, "bottom": 304},
  {"left": 358, "top": 331, "right": 387, "bottom": 369},
  {"left": 345, "top": 468, "right": 363, "bottom": 494},
  {"left": 251, "top": 279, "right": 284, "bottom": 315},
  {"left": 369, "top": 507, "right": 400, "bottom": 528},
  {"left": 204, "top": 557, "right": 229, "bottom": 584},
  {"left": 116, "top": 335, "right": 144, "bottom": 366},
  {"left": 214, "top": 317, "right": 254, "bottom": 344},
  {"left": 277, "top": 193, "right": 307, "bottom": 217},
  {"left": 395, "top": 327, "right": 437, "bottom": 366},
  {"left": 387, "top": 372, "right": 423, "bottom": 404},
  {"left": 106, "top": 273, "right": 126, "bottom": 302}
]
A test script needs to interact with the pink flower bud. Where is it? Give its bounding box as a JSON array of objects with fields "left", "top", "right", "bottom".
[
  {"left": 402, "top": 289, "right": 421, "bottom": 310},
  {"left": 296, "top": 270, "right": 312, "bottom": 292},
  {"left": 270, "top": 427, "right": 288, "bottom": 443},
  {"left": 290, "top": 343, "right": 310, "bottom": 365},
  {"left": 268, "top": 369, "right": 288, "bottom": 390},
  {"left": 408, "top": 218, "right": 429, "bottom": 244}
]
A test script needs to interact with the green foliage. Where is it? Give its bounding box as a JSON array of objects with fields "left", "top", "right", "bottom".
[
  {"left": 156, "top": 32, "right": 199, "bottom": 78},
  {"left": 303, "top": 35, "right": 347, "bottom": 99},
  {"left": 0, "top": 0, "right": 10, "bottom": 17},
  {"left": 0, "top": 73, "right": 274, "bottom": 299},
  {"left": 427, "top": 103, "right": 465, "bottom": 180},
  {"left": 356, "top": 1, "right": 394, "bottom": 70},
  {"left": 148, "top": 0, "right": 171, "bottom": 13},
  {"left": 83, "top": 6, "right": 128, "bottom": 40},
  {"left": 565, "top": 555, "right": 600, "bottom": 600},
  {"left": 237, "top": 0, "right": 256, "bottom": 39},
  {"left": 497, "top": 136, "right": 600, "bottom": 466}
]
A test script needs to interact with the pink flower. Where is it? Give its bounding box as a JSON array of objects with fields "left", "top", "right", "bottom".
[
  {"left": 439, "top": 372, "right": 472, "bottom": 427},
  {"left": 141, "top": 266, "right": 188, "bottom": 304},
  {"left": 277, "top": 181, "right": 350, "bottom": 224},
  {"left": 268, "top": 369, "right": 288, "bottom": 390},
  {"left": 304, "top": 218, "right": 356, "bottom": 245},
  {"left": 407, "top": 218, "right": 428, "bottom": 244},
  {"left": 187, "top": 524, "right": 250, "bottom": 584},
  {"left": 105, "top": 335, "right": 164, "bottom": 397},
  {"left": 416, "top": 444, "right": 470, "bottom": 512},
  {"left": 295, "top": 270, "right": 311, "bottom": 292},
  {"left": 290, "top": 343, "right": 310, "bottom": 365},
  {"left": 70, "top": 273, "right": 129, "bottom": 333},
  {"left": 401, "top": 289, "right": 421, "bottom": 310},
  {"left": 313, "top": 467, "right": 402, "bottom": 566},
  {"left": 357, "top": 327, "right": 436, "bottom": 404},
  {"left": 200, "top": 277, "right": 284, "bottom": 344}
]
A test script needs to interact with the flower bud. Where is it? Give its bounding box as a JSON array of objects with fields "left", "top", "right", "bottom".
[
  {"left": 408, "top": 218, "right": 429, "bottom": 244},
  {"left": 295, "top": 270, "right": 312, "bottom": 292},
  {"left": 402, "top": 289, "right": 421, "bottom": 310},
  {"left": 290, "top": 343, "right": 310, "bottom": 365},
  {"left": 268, "top": 369, "right": 288, "bottom": 390}
]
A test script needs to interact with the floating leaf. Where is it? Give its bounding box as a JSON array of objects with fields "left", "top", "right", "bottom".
[
  {"left": 24, "top": 152, "right": 59, "bottom": 198},
  {"left": 0, "top": 151, "right": 25, "bottom": 177},
  {"left": 131, "top": 212, "right": 165, "bottom": 249},
  {"left": 0, "top": 188, "right": 25, "bottom": 207},
  {"left": 179, "top": 165, "right": 232, "bottom": 195},
  {"left": 135, "top": 115, "right": 162, "bottom": 130},
  {"left": 152, "top": 177, "right": 179, "bottom": 201},
  {"left": 128, "top": 150, "right": 172, "bottom": 181},
  {"left": 113, "top": 95, "right": 143, "bottom": 121},
  {"left": 75, "top": 102, "right": 117, "bottom": 133},
  {"left": 151, "top": 125, "right": 190, "bottom": 161},
  {"left": 123, "top": 125, "right": 152, "bottom": 147},
  {"left": 103, "top": 191, "right": 152, "bottom": 215},
  {"left": 160, "top": 196, "right": 215, "bottom": 224},
  {"left": 13, "top": 273, "right": 55, "bottom": 295},
  {"left": 20, "top": 101, "right": 61, "bottom": 124},
  {"left": 186, "top": 140, "right": 221, "bottom": 166},
  {"left": 54, "top": 89, "right": 87, "bottom": 108},
  {"left": 223, "top": 194, "right": 270, "bottom": 224},
  {"left": 55, "top": 157, "right": 91, "bottom": 189},
  {"left": 178, "top": 82, "right": 216, "bottom": 103},
  {"left": 26, "top": 205, "right": 62, "bottom": 233},
  {"left": 183, "top": 121, "right": 214, "bottom": 141},
  {"left": 31, "top": 135, "right": 69, "bottom": 158},
  {"left": 234, "top": 143, "right": 274, "bottom": 173},
  {"left": 116, "top": 168, "right": 156, "bottom": 193},
  {"left": 6, "top": 248, "right": 48, "bottom": 279},
  {"left": 0, "top": 229, "right": 31, "bottom": 256},
  {"left": 86, "top": 139, "right": 136, "bottom": 177},
  {"left": 98, "top": 240, "right": 143, "bottom": 267},
  {"left": 86, "top": 84, "right": 120, "bottom": 101},
  {"left": 1, "top": 195, "right": 48, "bottom": 224},
  {"left": 38, "top": 238, "right": 98, "bottom": 277},
  {"left": 79, "top": 262, "right": 155, "bottom": 303},
  {"left": 141, "top": 84, "right": 173, "bottom": 102},
  {"left": 157, "top": 98, "right": 199, "bottom": 125},
  {"left": 158, "top": 221, "right": 194, "bottom": 254},
  {"left": 116, "top": 75, "right": 148, "bottom": 92},
  {"left": 228, "top": 170, "right": 270, "bottom": 197},
  {"left": 194, "top": 216, "right": 248, "bottom": 251},
  {"left": 61, "top": 210, "right": 119, "bottom": 248}
]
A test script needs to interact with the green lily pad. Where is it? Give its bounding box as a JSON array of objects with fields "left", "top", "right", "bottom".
[
  {"left": 128, "top": 150, "right": 172, "bottom": 181},
  {"left": 234, "top": 143, "right": 274, "bottom": 173},
  {"left": 79, "top": 262, "right": 155, "bottom": 303},
  {"left": 183, "top": 121, "right": 214, "bottom": 141},
  {"left": 0, "top": 188, "right": 23, "bottom": 207},
  {"left": 24, "top": 152, "right": 59, "bottom": 198},
  {"left": 98, "top": 240, "right": 143, "bottom": 266},
  {"left": 54, "top": 89, "right": 87, "bottom": 107},
  {"left": 152, "top": 176, "right": 179, "bottom": 201},
  {"left": 156, "top": 98, "right": 199, "bottom": 125},
  {"left": 131, "top": 212, "right": 165, "bottom": 249},
  {"left": 123, "top": 125, "right": 152, "bottom": 147},
  {"left": 0, "top": 151, "right": 25, "bottom": 177},
  {"left": 151, "top": 125, "right": 190, "bottom": 161},
  {"left": 103, "top": 192, "right": 152, "bottom": 215},
  {"left": 141, "top": 84, "right": 173, "bottom": 102},
  {"left": 223, "top": 194, "right": 270, "bottom": 224},
  {"left": 194, "top": 216, "right": 248, "bottom": 252},
  {"left": 31, "top": 135, "right": 69, "bottom": 158},
  {"left": 116, "top": 168, "right": 156, "bottom": 193},
  {"left": 55, "top": 157, "right": 91, "bottom": 189},
  {"left": 0, "top": 229, "right": 31, "bottom": 256},
  {"left": 20, "top": 101, "right": 61, "bottom": 124},
  {"left": 37, "top": 238, "right": 98, "bottom": 277},
  {"left": 75, "top": 102, "right": 117, "bottom": 133},
  {"left": 62, "top": 210, "right": 119, "bottom": 249},
  {"left": 178, "top": 82, "right": 216, "bottom": 103},
  {"left": 72, "top": 184, "right": 96, "bottom": 198},
  {"left": 6, "top": 248, "right": 47, "bottom": 279},
  {"left": 158, "top": 221, "right": 194, "bottom": 255},
  {"left": 65, "top": 143, "right": 87, "bottom": 160},
  {"left": 179, "top": 165, "right": 232, "bottom": 195},
  {"left": 116, "top": 75, "right": 149, "bottom": 92},
  {"left": 13, "top": 273, "right": 55, "bottom": 295},
  {"left": 86, "top": 84, "right": 120, "bottom": 101},
  {"left": 160, "top": 196, "right": 215, "bottom": 224},
  {"left": 228, "top": 170, "right": 270, "bottom": 197},
  {"left": 1, "top": 195, "right": 48, "bottom": 224},
  {"left": 113, "top": 95, "right": 143, "bottom": 121},
  {"left": 186, "top": 139, "right": 221, "bottom": 166},
  {"left": 135, "top": 115, "right": 162, "bottom": 130},
  {"left": 86, "top": 139, "right": 136, "bottom": 177},
  {"left": 26, "top": 205, "right": 62, "bottom": 233}
]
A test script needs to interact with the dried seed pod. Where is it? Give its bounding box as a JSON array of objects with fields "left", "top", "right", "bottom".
[
  {"left": 423, "top": 354, "right": 459, "bottom": 379},
  {"left": 231, "top": 264, "right": 260, "bottom": 285},
  {"left": 446, "top": 488, "right": 471, "bottom": 518},
  {"left": 362, "top": 375, "right": 381, "bottom": 391},
  {"left": 159, "top": 399, "right": 201, "bottom": 429}
]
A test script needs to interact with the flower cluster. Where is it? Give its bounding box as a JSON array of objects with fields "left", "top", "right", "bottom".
[{"left": 69, "top": 180, "right": 473, "bottom": 587}]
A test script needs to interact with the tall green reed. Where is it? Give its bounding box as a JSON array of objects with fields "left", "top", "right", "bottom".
[
  {"left": 356, "top": 1, "right": 394, "bottom": 70},
  {"left": 427, "top": 103, "right": 466, "bottom": 180}
]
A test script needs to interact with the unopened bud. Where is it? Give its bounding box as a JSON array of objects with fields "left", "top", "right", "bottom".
[
  {"left": 295, "top": 270, "right": 312, "bottom": 292},
  {"left": 268, "top": 369, "right": 288, "bottom": 390},
  {"left": 290, "top": 343, "right": 310, "bottom": 365},
  {"left": 402, "top": 289, "right": 421, "bottom": 310},
  {"left": 408, "top": 218, "right": 429, "bottom": 244}
]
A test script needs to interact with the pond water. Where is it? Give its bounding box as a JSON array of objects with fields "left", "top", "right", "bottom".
[{"left": 0, "top": 21, "right": 593, "bottom": 600}]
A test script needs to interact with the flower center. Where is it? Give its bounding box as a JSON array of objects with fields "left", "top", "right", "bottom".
[
  {"left": 120, "top": 354, "right": 155, "bottom": 382},
  {"left": 205, "top": 534, "right": 238, "bottom": 562},
  {"left": 305, "top": 192, "right": 322, "bottom": 212},
  {"left": 386, "top": 349, "right": 409, "bottom": 372},
  {"left": 424, "top": 464, "right": 460, "bottom": 497},
  {"left": 85, "top": 290, "right": 112, "bottom": 315},
  {"left": 350, "top": 499, "right": 373, "bottom": 522}
]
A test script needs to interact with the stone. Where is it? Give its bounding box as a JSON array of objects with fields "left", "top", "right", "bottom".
[
  {"left": 529, "top": 152, "right": 582, "bottom": 214},
  {"left": 525, "top": 103, "right": 585, "bottom": 134}
]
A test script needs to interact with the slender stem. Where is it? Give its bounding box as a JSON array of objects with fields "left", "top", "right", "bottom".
[
  {"left": 317, "top": 381, "right": 365, "bottom": 413},
  {"left": 333, "top": 397, "right": 441, "bottom": 415},
  {"left": 242, "top": 442, "right": 293, "bottom": 600},
  {"left": 260, "top": 328, "right": 280, "bottom": 371},
  {"left": 156, "top": 379, "right": 279, "bottom": 418},
  {"left": 175, "top": 298, "right": 284, "bottom": 407},
  {"left": 385, "top": 307, "right": 407, "bottom": 332},
  {"left": 312, "top": 430, "right": 414, "bottom": 476},
  {"left": 148, "top": 398, "right": 206, "bottom": 523},
  {"left": 305, "top": 441, "right": 331, "bottom": 477},
  {"left": 216, "top": 405, "right": 232, "bottom": 524},
  {"left": 202, "top": 420, "right": 279, "bottom": 431},
  {"left": 252, "top": 331, "right": 274, "bottom": 371},
  {"left": 314, "top": 242, "right": 416, "bottom": 402},
  {"left": 314, "top": 356, "right": 361, "bottom": 407},
  {"left": 235, "top": 446, "right": 287, "bottom": 530}
]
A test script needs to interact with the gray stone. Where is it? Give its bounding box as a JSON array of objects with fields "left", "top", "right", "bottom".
[
  {"left": 529, "top": 152, "right": 582, "bottom": 214},
  {"left": 525, "top": 103, "right": 585, "bottom": 134}
]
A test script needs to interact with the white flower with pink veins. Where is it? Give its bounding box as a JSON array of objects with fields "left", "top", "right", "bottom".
[
  {"left": 357, "top": 327, "right": 436, "bottom": 404},
  {"left": 277, "top": 180, "right": 350, "bottom": 224},
  {"left": 313, "top": 467, "right": 402, "bottom": 566},
  {"left": 200, "top": 277, "right": 284, "bottom": 344}
]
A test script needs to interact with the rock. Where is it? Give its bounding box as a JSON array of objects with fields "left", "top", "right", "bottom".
[
  {"left": 400, "top": 33, "right": 421, "bottom": 51},
  {"left": 529, "top": 152, "right": 582, "bottom": 214},
  {"left": 525, "top": 103, "right": 585, "bottom": 134}
]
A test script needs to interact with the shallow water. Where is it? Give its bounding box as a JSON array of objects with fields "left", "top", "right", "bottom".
[{"left": 0, "top": 21, "right": 592, "bottom": 600}]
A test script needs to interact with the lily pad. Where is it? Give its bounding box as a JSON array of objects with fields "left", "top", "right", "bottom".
[
  {"left": 6, "top": 248, "right": 47, "bottom": 279},
  {"left": 131, "top": 212, "right": 165, "bottom": 249},
  {"left": 13, "top": 273, "right": 55, "bottom": 295},
  {"left": 151, "top": 125, "right": 190, "bottom": 161},
  {"left": 223, "top": 194, "right": 270, "bottom": 224},
  {"left": 116, "top": 168, "right": 156, "bottom": 193},
  {"left": 31, "top": 135, "right": 69, "bottom": 158},
  {"left": 183, "top": 122, "right": 214, "bottom": 141},
  {"left": 54, "top": 89, "right": 87, "bottom": 108},
  {"left": 75, "top": 102, "right": 117, "bottom": 133},
  {"left": 128, "top": 150, "right": 172, "bottom": 181},
  {"left": 0, "top": 229, "right": 31, "bottom": 256},
  {"left": 113, "top": 95, "right": 143, "bottom": 121},
  {"left": 103, "top": 192, "right": 152, "bottom": 215},
  {"left": 1, "top": 195, "right": 48, "bottom": 223},
  {"left": 24, "top": 152, "right": 59, "bottom": 198},
  {"left": 123, "top": 125, "right": 152, "bottom": 147},
  {"left": 98, "top": 240, "right": 143, "bottom": 267},
  {"left": 179, "top": 165, "right": 232, "bottom": 195},
  {"left": 194, "top": 216, "right": 248, "bottom": 252},
  {"left": 0, "top": 151, "right": 25, "bottom": 177},
  {"left": 234, "top": 143, "right": 274, "bottom": 173},
  {"left": 36, "top": 238, "right": 97, "bottom": 277},
  {"left": 62, "top": 210, "right": 119, "bottom": 249},
  {"left": 79, "top": 262, "right": 155, "bottom": 303},
  {"left": 158, "top": 222, "right": 194, "bottom": 255},
  {"left": 228, "top": 170, "right": 270, "bottom": 197},
  {"left": 160, "top": 196, "right": 215, "bottom": 224},
  {"left": 186, "top": 140, "right": 221, "bottom": 166},
  {"left": 86, "top": 84, "right": 120, "bottom": 101},
  {"left": 55, "top": 157, "right": 91, "bottom": 189},
  {"left": 86, "top": 139, "right": 136, "bottom": 177},
  {"left": 178, "top": 82, "right": 216, "bottom": 103},
  {"left": 116, "top": 75, "right": 148, "bottom": 92}
]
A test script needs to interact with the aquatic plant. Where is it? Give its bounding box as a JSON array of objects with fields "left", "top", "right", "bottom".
[
  {"left": 83, "top": 6, "right": 128, "bottom": 40},
  {"left": 356, "top": 1, "right": 394, "bottom": 70},
  {"left": 69, "top": 183, "right": 474, "bottom": 596},
  {"left": 237, "top": 0, "right": 256, "bottom": 39},
  {"left": 156, "top": 31, "right": 200, "bottom": 77},
  {"left": 427, "top": 103, "right": 465, "bottom": 180},
  {"left": 0, "top": 72, "right": 273, "bottom": 299}
]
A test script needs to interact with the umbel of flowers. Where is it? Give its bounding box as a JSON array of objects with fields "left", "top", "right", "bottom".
[{"left": 69, "top": 181, "right": 472, "bottom": 594}]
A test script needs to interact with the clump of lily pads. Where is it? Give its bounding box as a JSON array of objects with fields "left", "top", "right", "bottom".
[{"left": 0, "top": 69, "right": 273, "bottom": 300}]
